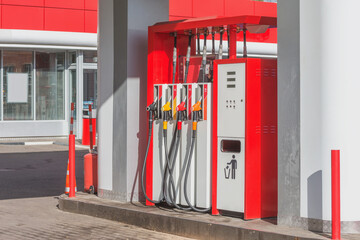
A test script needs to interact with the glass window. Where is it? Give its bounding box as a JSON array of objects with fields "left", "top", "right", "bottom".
[
  {"left": 35, "top": 52, "right": 65, "bottom": 120},
  {"left": 3, "top": 51, "right": 34, "bottom": 121},
  {"left": 69, "top": 51, "right": 77, "bottom": 65},
  {"left": 83, "top": 51, "right": 97, "bottom": 64},
  {"left": 83, "top": 69, "right": 97, "bottom": 109},
  {"left": 69, "top": 69, "right": 77, "bottom": 133}
]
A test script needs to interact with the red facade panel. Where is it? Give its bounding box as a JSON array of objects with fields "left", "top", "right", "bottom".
[
  {"left": 85, "top": 10, "right": 97, "bottom": 33},
  {"left": 193, "top": 0, "right": 225, "bottom": 18},
  {"left": 169, "top": 0, "right": 192, "bottom": 18},
  {"left": 254, "top": 1, "right": 277, "bottom": 18},
  {"left": 44, "top": 0, "right": 85, "bottom": 10},
  {"left": 2, "top": 5, "right": 44, "bottom": 30},
  {"left": 3, "top": 0, "right": 44, "bottom": 7},
  {"left": 45, "top": 8, "right": 85, "bottom": 32},
  {"left": 85, "top": 0, "right": 97, "bottom": 10},
  {"left": 224, "top": 0, "right": 254, "bottom": 17}
]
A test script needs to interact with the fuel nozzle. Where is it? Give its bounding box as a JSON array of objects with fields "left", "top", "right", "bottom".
[
  {"left": 176, "top": 100, "right": 187, "bottom": 123},
  {"left": 162, "top": 101, "right": 172, "bottom": 130},
  {"left": 146, "top": 97, "right": 158, "bottom": 133},
  {"left": 192, "top": 100, "right": 202, "bottom": 132},
  {"left": 146, "top": 98, "right": 157, "bottom": 112}
]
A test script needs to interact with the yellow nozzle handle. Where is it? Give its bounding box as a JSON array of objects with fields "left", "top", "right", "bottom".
[
  {"left": 192, "top": 101, "right": 202, "bottom": 112},
  {"left": 162, "top": 101, "right": 172, "bottom": 112}
]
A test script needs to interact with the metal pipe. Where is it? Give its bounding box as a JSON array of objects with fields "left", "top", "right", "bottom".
[
  {"left": 227, "top": 28, "right": 230, "bottom": 58},
  {"left": 197, "top": 32, "right": 201, "bottom": 55},
  {"left": 172, "top": 32, "right": 177, "bottom": 84},
  {"left": 243, "top": 27, "right": 247, "bottom": 58},
  {"left": 202, "top": 30, "right": 208, "bottom": 82},
  {"left": 212, "top": 31, "right": 215, "bottom": 55},
  {"left": 219, "top": 29, "right": 224, "bottom": 59},
  {"left": 184, "top": 33, "right": 192, "bottom": 83}
]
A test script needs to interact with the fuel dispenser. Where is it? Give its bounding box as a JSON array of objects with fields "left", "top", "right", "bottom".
[{"left": 143, "top": 15, "right": 277, "bottom": 218}]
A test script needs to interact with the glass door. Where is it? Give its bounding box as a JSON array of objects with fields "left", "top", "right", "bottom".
[{"left": 83, "top": 69, "right": 97, "bottom": 110}]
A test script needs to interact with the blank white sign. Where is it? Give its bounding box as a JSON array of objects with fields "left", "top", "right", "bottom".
[{"left": 7, "top": 73, "right": 28, "bottom": 103}]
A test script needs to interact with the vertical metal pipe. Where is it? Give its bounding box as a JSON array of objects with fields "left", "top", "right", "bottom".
[
  {"left": 172, "top": 32, "right": 177, "bottom": 84},
  {"left": 219, "top": 29, "right": 223, "bottom": 60},
  {"left": 227, "top": 28, "right": 230, "bottom": 58},
  {"left": 184, "top": 33, "right": 192, "bottom": 83},
  {"left": 202, "top": 30, "right": 208, "bottom": 82},
  {"left": 243, "top": 27, "right": 247, "bottom": 58},
  {"left": 331, "top": 150, "right": 341, "bottom": 240},
  {"left": 197, "top": 32, "right": 201, "bottom": 55},
  {"left": 212, "top": 31, "right": 215, "bottom": 55}
]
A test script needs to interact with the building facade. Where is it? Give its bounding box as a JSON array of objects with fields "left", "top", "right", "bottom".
[
  {"left": 0, "top": 0, "right": 276, "bottom": 138},
  {"left": 0, "top": 1, "right": 98, "bottom": 138}
]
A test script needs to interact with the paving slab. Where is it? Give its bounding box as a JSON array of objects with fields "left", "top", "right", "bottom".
[
  {"left": 0, "top": 196, "right": 192, "bottom": 240},
  {"left": 58, "top": 193, "right": 360, "bottom": 240}
]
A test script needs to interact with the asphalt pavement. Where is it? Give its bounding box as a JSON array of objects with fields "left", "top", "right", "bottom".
[
  {"left": 0, "top": 144, "right": 87, "bottom": 200},
  {"left": 0, "top": 144, "right": 192, "bottom": 239}
]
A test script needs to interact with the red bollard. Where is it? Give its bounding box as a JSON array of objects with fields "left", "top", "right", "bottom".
[
  {"left": 89, "top": 105, "right": 93, "bottom": 151},
  {"left": 331, "top": 150, "right": 341, "bottom": 240},
  {"left": 69, "top": 102, "right": 76, "bottom": 198},
  {"left": 69, "top": 134, "right": 76, "bottom": 198}
]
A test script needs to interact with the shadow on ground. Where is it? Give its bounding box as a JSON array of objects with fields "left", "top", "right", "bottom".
[{"left": 0, "top": 150, "right": 87, "bottom": 200}]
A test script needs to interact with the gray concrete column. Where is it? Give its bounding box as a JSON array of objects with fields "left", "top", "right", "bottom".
[
  {"left": 277, "top": 0, "right": 301, "bottom": 228},
  {"left": 97, "top": 0, "right": 169, "bottom": 202},
  {"left": 278, "top": 0, "right": 360, "bottom": 233}
]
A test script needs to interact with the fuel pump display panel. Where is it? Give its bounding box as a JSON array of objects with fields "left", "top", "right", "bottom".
[
  {"left": 217, "top": 63, "right": 246, "bottom": 138},
  {"left": 216, "top": 63, "right": 246, "bottom": 214},
  {"left": 213, "top": 58, "right": 278, "bottom": 220}
]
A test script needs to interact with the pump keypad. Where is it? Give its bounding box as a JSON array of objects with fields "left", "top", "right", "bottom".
[{"left": 226, "top": 99, "right": 237, "bottom": 109}]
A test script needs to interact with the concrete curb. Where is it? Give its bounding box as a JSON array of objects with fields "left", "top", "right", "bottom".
[{"left": 58, "top": 194, "right": 323, "bottom": 240}]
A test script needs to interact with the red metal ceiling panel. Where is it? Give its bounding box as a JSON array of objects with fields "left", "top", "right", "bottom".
[
  {"left": 2, "top": 0, "right": 44, "bottom": 6},
  {"left": 45, "top": 8, "right": 85, "bottom": 32},
  {"left": 85, "top": 10, "right": 97, "bottom": 33},
  {"left": 2, "top": 5, "right": 44, "bottom": 30},
  {"left": 85, "top": 0, "right": 97, "bottom": 10},
  {"left": 225, "top": 0, "right": 254, "bottom": 17},
  {"left": 193, "top": 0, "right": 225, "bottom": 18},
  {"left": 44, "top": 0, "right": 85, "bottom": 10},
  {"left": 169, "top": 0, "right": 192, "bottom": 18}
]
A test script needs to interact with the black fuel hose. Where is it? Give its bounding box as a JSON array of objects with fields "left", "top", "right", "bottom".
[
  {"left": 183, "top": 114, "right": 211, "bottom": 213},
  {"left": 141, "top": 111, "right": 164, "bottom": 204}
]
